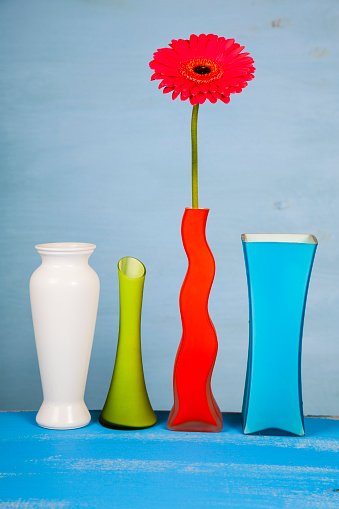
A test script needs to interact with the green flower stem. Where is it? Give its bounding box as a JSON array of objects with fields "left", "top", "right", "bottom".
[{"left": 191, "top": 104, "right": 199, "bottom": 209}]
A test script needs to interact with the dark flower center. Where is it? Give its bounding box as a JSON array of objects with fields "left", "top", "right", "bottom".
[
  {"left": 193, "top": 65, "right": 211, "bottom": 75},
  {"left": 180, "top": 59, "right": 223, "bottom": 83}
]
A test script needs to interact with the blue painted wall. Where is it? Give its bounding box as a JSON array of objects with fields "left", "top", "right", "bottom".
[{"left": 1, "top": 0, "right": 338, "bottom": 413}]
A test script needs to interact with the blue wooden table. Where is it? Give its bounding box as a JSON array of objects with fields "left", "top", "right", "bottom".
[{"left": 1, "top": 412, "right": 339, "bottom": 508}]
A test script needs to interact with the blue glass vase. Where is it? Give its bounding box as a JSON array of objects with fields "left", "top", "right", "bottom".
[{"left": 241, "top": 234, "right": 317, "bottom": 436}]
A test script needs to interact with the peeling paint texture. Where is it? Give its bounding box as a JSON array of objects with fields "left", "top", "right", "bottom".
[{"left": 1, "top": 412, "right": 339, "bottom": 508}]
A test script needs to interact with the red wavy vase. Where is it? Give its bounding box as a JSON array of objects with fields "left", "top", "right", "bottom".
[{"left": 167, "top": 208, "right": 223, "bottom": 432}]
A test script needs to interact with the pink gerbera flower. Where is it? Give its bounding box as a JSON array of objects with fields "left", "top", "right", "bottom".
[
  {"left": 150, "top": 34, "right": 255, "bottom": 208},
  {"left": 149, "top": 33, "right": 255, "bottom": 105}
]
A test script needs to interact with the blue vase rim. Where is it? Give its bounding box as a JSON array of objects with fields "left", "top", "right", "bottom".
[{"left": 241, "top": 234, "right": 317, "bottom": 245}]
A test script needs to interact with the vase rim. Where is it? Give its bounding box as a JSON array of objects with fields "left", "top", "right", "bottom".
[
  {"left": 241, "top": 233, "right": 317, "bottom": 245},
  {"left": 35, "top": 242, "right": 96, "bottom": 254},
  {"left": 184, "top": 207, "right": 210, "bottom": 211},
  {"left": 118, "top": 256, "right": 146, "bottom": 279}
]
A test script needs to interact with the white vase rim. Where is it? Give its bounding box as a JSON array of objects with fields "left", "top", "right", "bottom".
[
  {"left": 35, "top": 242, "right": 96, "bottom": 254},
  {"left": 241, "top": 234, "right": 317, "bottom": 245}
]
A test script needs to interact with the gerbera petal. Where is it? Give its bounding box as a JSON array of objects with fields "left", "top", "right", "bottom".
[
  {"left": 220, "top": 95, "right": 231, "bottom": 103},
  {"left": 180, "top": 82, "right": 191, "bottom": 92},
  {"left": 163, "top": 87, "right": 174, "bottom": 94},
  {"left": 209, "top": 82, "right": 218, "bottom": 92},
  {"left": 196, "top": 92, "right": 207, "bottom": 104},
  {"left": 199, "top": 83, "right": 209, "bottom": 93},
  {"left": 161, "top": 47, "right": 182, "bottom": 61},
  {"left": 224, "top": 69, "right": 251, "bottom": 78},
  {"left": 189, "top": 95, "right": 199, "bottom": 105},
  {"left": 170, "top": 39, "right": 187, "bottom": 59},
  {"left": 223, "top": 63, "right": 251, "bottom": 73},
  {"left": 239, "top": 54, "right": 255, "bottom": 63},
  {"left": 213, "top": 38, "right": 226, "bottom": 60},
  {"left": 205, "top": 34, "right": 219, "bottom": 57},
  {"left": 206, "top": 91, "right": 217, "bottom": 104},
  {"left": 222, "top": 43, "right": 241, "bottom": 63},
  {"left": 215, "top": 77, "right": 230, "bottom": 88},
  {"left": 152, "top": 50, "right": 179, "bottom": 69},
  {"left": 150, "top": 72, "right": 163, "bottom": 81},
  {"left": 226, "top": 55, "right": 254, "bottom": 67},
  {"left": 173, "top": 77, "right": 190, "bottom": 86},
  {"left": 189, "top": 34, "right": 199, "bottom": 56},
  {"left": 159, "top": 77, "right": 177, "bottom": 88},
  {"left": 191, "top": 84, "right": 200, "bottom": 96},
  {"left": 150, "top": 63, "right": 182, "bottom": 77},
  {"left": 222, "top": 64, "right": 253, "bottom": 76},
  {"left": 215, "top": 36, "right": 227, "bottom": 52},
  {"left": 172, "top": 90, "right": 180, "bottom": 100},
  {"left": 225, "top": 45, "right": 245, "bottom": 62},
  {"left": 180, "top": 93, "right": 189, "bottom": 101},
  {"left": 177, "top": 38, "right": 193, "bottom": 58},
  {"left": 151, "top": 61, "right": 177, "bottom": 74},
  {"left": 211, "top": 91, "right": 221, "bottom": 100},
  {"left": 215, "top": 38, "right": 234, "bottom": 60},
  {"left": 227, "top": 78, "right": 242, "bottom": 86},
  {"left": 217, "top": 85, "right": 228, "bottom": 94},
  {"left": 231, "top": 75, "right": 248, "bottom": 82},
  {"left": 197, "top": 33, "right": 208, "bottom": 55},
  {"left": 218, "top": 73, "right": 246, "bottom": 88},
  {"left": 227, "top": 46, "right": 246, "bottom": 65},
  {"left": 228, "top": 86, "right": 238, "bottom": 94}
]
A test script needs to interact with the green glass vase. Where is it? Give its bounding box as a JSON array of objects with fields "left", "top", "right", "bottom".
[{"left": 99, "top": 257, "right": 156, "bottom": 430}]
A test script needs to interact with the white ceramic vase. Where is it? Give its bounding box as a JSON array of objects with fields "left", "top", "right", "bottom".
[{"left": 30, "top": 243, "right": 100, "bottom": 429}]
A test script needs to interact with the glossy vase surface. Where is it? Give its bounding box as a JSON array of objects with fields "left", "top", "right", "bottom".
[
  {"left": 167, "top": 208, "right": 222, "bottom": 432},
  {"left": 99, "top": 256, "right": 156, "bottom": 430},
  {"left": 30, "top": 243, "right": 100, "bottom": 429},
  {"left": 242, "top": 233, "right": 317, "bottom": 436}
]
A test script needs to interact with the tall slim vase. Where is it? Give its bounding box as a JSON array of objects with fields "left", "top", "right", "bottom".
[
  {"left": 167, "top": 208, "right": 222, "bottom": 432},
  {"left": 99, "top": 256, "right": 156, "bottom": 430},
  {"left": 241, "top": 233, "right": 317, "bottom": 436},
  {"left": 30, "top": 243, "right": 100, "bottom": 429}
]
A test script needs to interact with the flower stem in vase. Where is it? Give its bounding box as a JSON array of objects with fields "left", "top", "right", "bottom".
[{"left": 191, "top": 104, "right": 199, "bottom": 209}]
